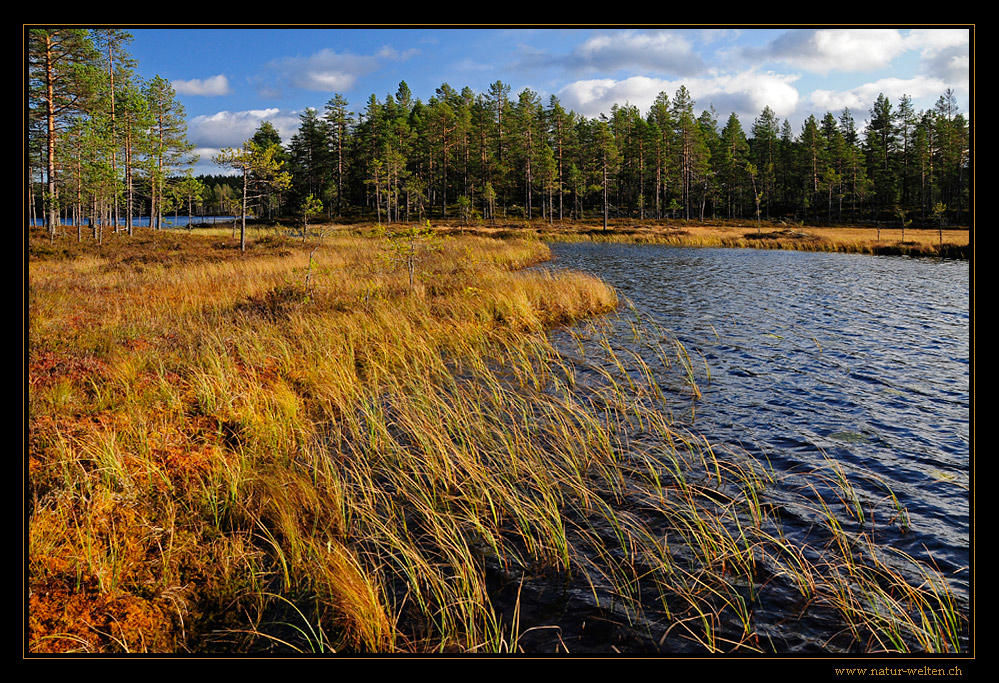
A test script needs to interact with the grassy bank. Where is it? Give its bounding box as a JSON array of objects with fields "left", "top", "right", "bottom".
[
  {"left": 439, "top": 219, "right": 971, "bottom": 259},
  {"left": 26, "top": 225, "right": 965, "bottom": 654}
]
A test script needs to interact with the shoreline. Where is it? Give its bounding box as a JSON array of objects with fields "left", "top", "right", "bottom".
[
  {"left": 29, "top": 219, "right": 972, "bottom": 261},
  {"left": 444, "top": 221, "right": 972, "bottom": 260}
]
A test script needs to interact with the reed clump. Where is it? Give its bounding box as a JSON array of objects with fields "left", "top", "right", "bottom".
[{"left": 27, "top": 225, "right": 965, "bottom": 654}]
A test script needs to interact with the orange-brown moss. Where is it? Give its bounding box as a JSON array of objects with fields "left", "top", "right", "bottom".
[{"left": 28, "top": 588, "right": 184, "bottom": 653}]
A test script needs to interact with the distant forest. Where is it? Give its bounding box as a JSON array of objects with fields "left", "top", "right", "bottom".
[{"left": 28, "top": 28, "right": 971, "bottom": 236}]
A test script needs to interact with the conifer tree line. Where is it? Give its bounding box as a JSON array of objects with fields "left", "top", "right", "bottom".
[
  {"left": 28, "top": 28, "right": 971, "bottom": 239},
  {"left": 27, "top": 28, "right": 204, "bottom": 240}
]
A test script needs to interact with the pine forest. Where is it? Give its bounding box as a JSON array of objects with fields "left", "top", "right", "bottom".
[{"left": 27, "top": 29, "right": 970, "bottom": 237}]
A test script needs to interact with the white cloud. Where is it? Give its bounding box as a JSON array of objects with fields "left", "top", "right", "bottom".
[
  {"left": 261, "top": 48, "right": 381, "bottom": 95},
  {"left": 376, "top": 44, "right": 420, "bottom": 61},
  {"left": 695, "top": 70, "right": 801, "bottom": 118},
  {"left": 172, "top": 74, "right": 232, "bottom": 96},
  {"left": 905, "top": 28, "right": 970, "bottom": 54},
  {"left": 568, "top": 29, "right": 706, "bottom": 76},
  {"left": 559, "top": 70, "right": 800, "bottom": 121},
  {"left": 188, "top": 108, "right": 299, "bottom": 150},
  {"left": 559, "top": 76, "right": 669, "bottom": 118},
  {"left": 762, "top": 29, "right": 908, "bottom": 74},
  {"left": 808, "top": 76, "right": 955, "bottom": 115},
  {"left": 896, "top": 28, "right": 970, "bottom": 94}
]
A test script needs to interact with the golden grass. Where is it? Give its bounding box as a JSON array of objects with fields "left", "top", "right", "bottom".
[
  {"left": 442, "top": 219, "right": 970, "bottom": 259},
  {"left": 27, "top": 225, "right": 617, "bottom": 652},
  {"left": 26, "top": 223, "right": 966, "bottom": 654}
]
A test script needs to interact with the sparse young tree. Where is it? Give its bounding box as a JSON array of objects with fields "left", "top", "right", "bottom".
[
  {"left": 300, "top": 193, "right": 324, "bottom": 241},
  {"left": 213, "top": 140, "right": 292, "bottom": 251},
  {"left": 174, "top": 175, "right": 205, "bottom": 228}
]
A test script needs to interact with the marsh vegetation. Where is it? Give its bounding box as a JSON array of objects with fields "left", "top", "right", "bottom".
[{"left": 26, "top": 224, "right": 968, "bottom": 654}]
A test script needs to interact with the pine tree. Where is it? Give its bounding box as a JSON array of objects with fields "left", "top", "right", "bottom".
[
  {"left": 546, "top": 95, "right": 573, "bottom": 221},
  {"left": 144, "top": 75, "right": 196, "bottom": 229},
  {"left": 719, "top": 112, "right": 750, "bottom": 218},
  {"left": 472, "top": 94, "right": 497, "bottom": 219},
  {"left": 592, "top": 117, "right": 621, "bottom": 229},
  {"left": 485, "top": 81, "right": 512, "bottom": 213},
  {"left": 932, "top": 89, "right": 970, "bottom": 222},
  {"left": 427, "top": 87, "right": 458, "bottom": 218},
  {"left": 647, "top": 91, "right": 676, "bottom": 219},
  {"left": 820, "top": 112, "right": 847, "bottom": 219},
  {"left": 865, "top": 93, "right": 898, "bottom": 217},
  {"left": 896, "top": 95, "right": 917, "bottom": 209},
  {"left": 90, "top": 29, "right": 136, "bottom": 231},
  {"left": 798, "top": 114, "right": 825, "bottom": 216},
  {"left": 287, "top": 109, "right": 331, "bottom": 218},
  {"left": 696, "top": 108, "right": 719, "bottom": 219},
  {"left": 116, "top": 80, "right": 153, "bottom": 235},
  {"left": 250, "top": 121, "right": 288, "bottom": 219},
  {"left": 778, "top": 119, "right": 796, "bottom": 217},
  {"left": 671, "top": 86, "right": 709, "bottom": 220},
  {"left": 27, "top": 29, "right": 101, "bottom": 238},
  {"left": 511, "top": 88, "right": 543, "bottom": 220},
  {"left": 324, "top": 93, "right": 354, "bottom": 217},
  {"left": 213, "top": 140, "right": 291, "bottom": 251}
]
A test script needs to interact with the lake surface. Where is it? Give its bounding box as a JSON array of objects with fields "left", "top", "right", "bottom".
[
  {"left": 543, "top": 243, "right": 970, "bottom": 607},
  {"left": 30, "top": 215, "right": 239, "bottom": 228}
]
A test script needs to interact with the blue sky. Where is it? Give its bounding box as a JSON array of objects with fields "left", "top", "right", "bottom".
[{"left": 123, "top": 26, "right": 973, "bottom": 176}]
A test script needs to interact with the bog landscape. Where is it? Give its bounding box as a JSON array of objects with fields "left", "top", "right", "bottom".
[{"left": 27, "top": 28, "right": 971, "bottom": 657}]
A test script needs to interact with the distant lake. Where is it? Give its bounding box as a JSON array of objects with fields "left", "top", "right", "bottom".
[{"left": 29, "top": 215, "right": 239, "bottom": 229}]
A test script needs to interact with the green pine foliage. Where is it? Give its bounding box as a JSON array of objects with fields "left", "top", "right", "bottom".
[{"left": 27, "top": 31, "right": 970, "bottom": 233}]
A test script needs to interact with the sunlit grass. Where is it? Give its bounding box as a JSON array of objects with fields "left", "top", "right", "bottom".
[
  {"left": 449, "top": 219, "right": 970, "bottom": 259},
  {"left": 27, "top": 224, "right": 966, "bottom": 654}
]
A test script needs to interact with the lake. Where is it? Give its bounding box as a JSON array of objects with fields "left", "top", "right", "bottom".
[
  {"left": 30, "top": 215, "right": 239, "bottom": 229},
  {"left": 540, "top": 242, "right": 970, "bottom": 647}
]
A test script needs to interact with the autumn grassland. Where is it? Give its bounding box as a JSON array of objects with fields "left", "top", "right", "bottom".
[{"left": 26, "top": 223, "right": 966, "bottom": 654}]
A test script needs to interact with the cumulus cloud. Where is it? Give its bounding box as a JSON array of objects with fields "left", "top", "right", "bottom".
[
  {"left": 559, "top": 76, "right": 668, "bottom": 118},
  {"left": 693, "top": 70, "right": 801, "bottom": 119},
  {"left": 188, "top": 108, "right": 299, "bottom": 150},
  {"left": 558, "top": 70, "right": 800, "bottom": 121},
  {"left": 808, "top": 75, "right": 957, "bottom": 115},
  {"left": 905, "top": 28, "right": 970, "bottom": 54},
  {"left": 376, "top": 44, "right": 420, "bottom": 61},
  {"left": 188, "top": 107, "right": 310, "bottom": 176},
  {"left": 255, "top": 42, "right": 419, "bottom": 97},
  {"left": 756, "top": 29, "right": 908, "bottom": 74},
  {"left": 172, "top": 74, "right": 232, "bottom": 96},
  {"left": 733, "top": 27, "right": 970, "bottom": 121},
  {"left": 927, "top": 49, "right": 971, "bottom": 89},
  {"left": 565, "top": 29, "right": 707, "bottom": 76},
  {"left": 907, "top": 29, "right": 970, "bottom": 91}
]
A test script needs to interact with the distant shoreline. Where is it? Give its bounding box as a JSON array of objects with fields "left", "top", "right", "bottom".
[{"left": 434, "top": 220, "right": 972, "bottom": 260}]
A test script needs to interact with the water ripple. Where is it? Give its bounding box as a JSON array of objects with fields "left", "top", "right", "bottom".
[{"left": 545, "top": 243, "right": 970, "bottom": 599}]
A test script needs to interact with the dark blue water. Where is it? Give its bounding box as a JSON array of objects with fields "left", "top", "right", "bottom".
[
  {"left": 544, "top": 243, "right": 970, "bottom": 603},
  {"left": 29, "top": 215, "right": 238, "bottom": 228}
]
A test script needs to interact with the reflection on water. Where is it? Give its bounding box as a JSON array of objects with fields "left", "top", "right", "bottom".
[{"left": 543, "top": 243, "right": 970, "bottom": 601}]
